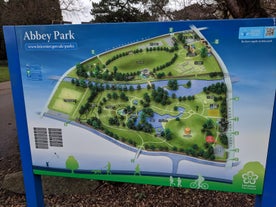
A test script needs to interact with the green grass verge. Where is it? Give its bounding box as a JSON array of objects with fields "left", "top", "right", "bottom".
[{"left": 0, "top": 66, "right": 10, "bottom": 82}]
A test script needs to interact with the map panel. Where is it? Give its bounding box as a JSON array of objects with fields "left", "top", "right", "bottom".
[{"left": 13, "top": 19, "right": 276, "bottom": 194}]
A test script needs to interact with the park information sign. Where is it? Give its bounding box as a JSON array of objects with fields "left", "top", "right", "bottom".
[{"left": 4, "top": 19, "right": 276, "bottom": 196}]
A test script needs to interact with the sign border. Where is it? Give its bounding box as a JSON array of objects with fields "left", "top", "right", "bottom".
[
  {"left": 255, "top": 91, "right": 276, "bottom": 206},
  {"left": 4, "top": 26, "right": 44, "bottom": 207},
  {"left": 3, "top": 21, "right": 276, "bottom": 206}
]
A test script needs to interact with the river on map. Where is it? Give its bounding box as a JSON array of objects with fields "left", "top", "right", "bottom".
[{"left": 64, "top": 78, "right": 224, "bottom": 98}]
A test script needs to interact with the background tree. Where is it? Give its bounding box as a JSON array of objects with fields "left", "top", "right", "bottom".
[
  {"left": 60, "top": 0, "right": 91, "bottom": 23},
  {"left": 172, "top": 0, "right": 272, "bottom": 20},
  {"left": 91, "top": 0, "right": 152, "bottom": 22},
  {"left": 145, "top": 0, "right": 172, "bottom": 20},
  {"left": 1, "top": 0, "right": 61, "bottom": 25},
  {"left": 91, "top": 0, "right": 173, "bottom": 22},
  {"left": 0, "top": 0, "right": 62, "bottom": 60},
  {"left": 2, "top": 0, "right": 275, "bottom": 60},
  {"left": 222, "top": 0, "right": 268, "bottom": 18},
  {"left": 92, "top": 0, "right": 275, "bottom": 22},
  {"left": 172, "top": 3, "right": 223, "bottom": 20}
]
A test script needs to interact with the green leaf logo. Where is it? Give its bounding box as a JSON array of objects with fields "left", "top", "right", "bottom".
[{"left": 242, "top": 171, "right": 259, "bottom": 185}]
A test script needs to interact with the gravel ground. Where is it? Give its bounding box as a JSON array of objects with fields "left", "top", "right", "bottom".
[
  {"left": 0, "top": 169, "right": 256, "bottom": 207},
  {"left": 0, "top": 82, "right": 256, "bottom": 206}
]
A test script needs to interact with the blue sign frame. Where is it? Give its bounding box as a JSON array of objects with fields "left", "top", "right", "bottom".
[
  {"left": 4, "top": 26, "right": 44, "bottom": 207},
  {"left": 255, "top": 92, "right": 276, "bottom": 206},
  {"left": 3, "top": 19, "right": 276, "bottom": 206}
]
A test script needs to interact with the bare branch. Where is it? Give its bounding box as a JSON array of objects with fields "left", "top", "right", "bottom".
[{"left": 59, "top": 0, "right": 86, "bottom": 12}]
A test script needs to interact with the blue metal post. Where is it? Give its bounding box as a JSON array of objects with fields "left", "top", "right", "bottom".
[
  {"left": 3, "top": 26, "right": 44, "bottom": 207},
  {"left": 255, "top": 92, "right": 276, "bottom": 207}
]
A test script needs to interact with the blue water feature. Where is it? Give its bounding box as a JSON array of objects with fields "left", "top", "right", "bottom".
[
  {"left": 152, "top": 79, "right": 224, "bottom": 97},
  {"left": 64, "top": 77, "right": 224, "bottom": 98},
  {"left": 135, "top": 107, "right": 185, "bottom": 131}
]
